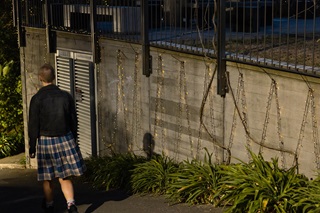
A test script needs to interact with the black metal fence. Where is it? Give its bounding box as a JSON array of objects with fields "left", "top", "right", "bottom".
[{"left": 18, "top": 0, "right": 320, "bottom": 74}]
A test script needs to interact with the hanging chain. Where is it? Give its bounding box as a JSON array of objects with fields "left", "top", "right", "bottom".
[
  {"left": 260, "top": 80, "right": 276, "bottom": 154},
  {"left": 294, "top": 89, "right": 311, "bottom": 165},
  {"left": 176, "top": 62, "right": 183, "bottom": 160},
  {"left": 294, "top": 88, "right": 320, "bottom": 169},
  {"left": 131, "top": 52, "right": 142, "bottom": 151},
  {"left": 180, "top": 61, "right": 193, "bottom": 159},
  {"left": 227, "top": 73, "right": 242, "bottom": 160},
  {"left": 310, "top": 89, "right": 320, "bottom": 169},
  {"left": 118, "top": 50, "right": 130, "bottom": 151},
  {"left": 154, "top": 55, "right": 166, "bottom": 153},
  {"left": 239, "top": 73, "right": 252, "bottom": 160},
  {"left": 207, "top": 66, "right": 218, "bottom": 162},
  {"left": 274, "top": 81, "right": 286, "bottom": 168},
  {"left": 111, "top": 50, "right": 121, "bottom": 149},
  {"left": 196, "top": 64, "right": 212, "bottom": 160}
]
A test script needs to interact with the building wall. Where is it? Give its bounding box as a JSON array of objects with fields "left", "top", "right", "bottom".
[
  {"left": 20, "top": 28, "right": 55, "bottom": 168},
  {"left": 21, "top": 28, "right": 320, "bottom": 177},
  {"left": 225, "top": 64, "right": 320, "bottom": 177}
]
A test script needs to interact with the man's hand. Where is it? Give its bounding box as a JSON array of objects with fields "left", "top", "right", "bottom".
[{"left": 29, "top": 147, "right": 36, "bottom": 158}]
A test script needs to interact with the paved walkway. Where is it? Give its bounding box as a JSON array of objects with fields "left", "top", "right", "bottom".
[{"left": 0, "top": 153, "right": 224, "bottom": 213}]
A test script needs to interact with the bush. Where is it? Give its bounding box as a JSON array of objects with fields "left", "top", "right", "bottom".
[
  {"left": 215, "top": 150, "right": 308, "bottom": 213},
  {"left": 82, "top": 150, "right": 320, "bottom": 212},
  {"left": 131, "top": 155, "right": 179, "bottom": 194},
  {"left": 83, "top": 153, "right": 147, "bottom": 192},
  {"left": 0, "top": 132, "right": 24, "bottom": 158},
  {"left": 167, "top": 150, "right": 221, "bottom": 205},
  {"left": 0, "top": 61, "right": 24, "bottom": 158},
  {"left": 292, "top": 178, "right": 320, "bottom": 212}
]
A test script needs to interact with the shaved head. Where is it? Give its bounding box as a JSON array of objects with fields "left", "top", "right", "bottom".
[{"left": 39, "top": 64, "right": 55, "bottom": 83}]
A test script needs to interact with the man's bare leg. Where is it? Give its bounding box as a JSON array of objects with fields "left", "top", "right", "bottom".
[
  {"left": 59, "top": 178, "right": 77, "bottom": 211},
  {"left": 43, "top": 180, "right": 54, "bottom": 202}
]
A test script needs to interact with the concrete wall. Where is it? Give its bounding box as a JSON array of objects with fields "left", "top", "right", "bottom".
[
  {"left": 20, "top": 28, "right": 55, "bottom": 168},
  {"left": 21, "top": 28, "right": 320, "bottom": 178},
  {"left": 97, "top": 39, "right": 224, "bottom": 163},
  {"left": 225, "top": 64, "right": 320, "bottom": 177}
]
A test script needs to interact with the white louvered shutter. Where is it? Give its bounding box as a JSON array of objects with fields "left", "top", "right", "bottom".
[
  {"left": 74, "top": 60, "right": 92, "bottom": 158},
  {"left": 56, "top": 56, "right": 72, "bottom": 93}
]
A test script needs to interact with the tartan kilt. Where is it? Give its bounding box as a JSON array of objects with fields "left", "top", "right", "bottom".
[{"left": 36, "top": 132, "right": 86, "bottom": 181}]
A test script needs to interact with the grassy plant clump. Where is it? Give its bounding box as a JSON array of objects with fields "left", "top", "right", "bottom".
[
  {"left": 167, "top": 151, "right": 221, "bottom": 205},
  {"left": 215, "top": 150, "right": 308, "bottom": 213},
  {"left": 131, "top": 155, "right": 179, "bottom": 194},
  {"left": 82, "top": 155, "right": 113, "bottom": 188},
  {"left": 292, "top": 178, "right": 320, "bottom": 212},
  {"left": 83, "top": 153, "right": 147, "bottom": 192}
]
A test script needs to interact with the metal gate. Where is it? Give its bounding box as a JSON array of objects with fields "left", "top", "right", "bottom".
[{"left": 55, "top": 50, "right": 97, "bottom": 158}]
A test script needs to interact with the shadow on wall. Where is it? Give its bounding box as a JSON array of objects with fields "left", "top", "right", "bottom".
[{"left": 143, "top": 132, "right": 155, "bottom": 160}]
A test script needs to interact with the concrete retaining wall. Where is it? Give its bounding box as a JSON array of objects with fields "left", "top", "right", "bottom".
[{"left": 21, "top": 28, "right": 320, "bottom": 177}]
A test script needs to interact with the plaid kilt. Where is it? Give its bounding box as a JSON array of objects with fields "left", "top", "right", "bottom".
[{"left": 36, "top": 132, "right": 86, "bottom": 181}]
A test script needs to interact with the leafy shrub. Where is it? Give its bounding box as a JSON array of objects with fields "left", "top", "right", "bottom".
[
  {"left": 0, "top": 132, "right": 24, "bottom": 158},
  {"left": 167, "top": 150, "right": 222, "bottom": 205},
  {"left": 0, "top": 61, "right": 24, "bottom": 158},
  {"left": 83, "top": 153, "right": 147, "bottom": 192},
  {"left": 215, "top": 150, "right": 308, "bottom": 213},
  {"left": 292, "top": 178, "right": 320, "bottom": 212},
  {"left": 131, "top": 155, "right": 179, "bottom": 194}
]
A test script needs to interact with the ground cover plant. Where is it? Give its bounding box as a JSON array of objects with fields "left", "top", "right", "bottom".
[
  {"left": 83, "top": 152, "right": 147, "bottom": 191},
  {"left": 215, "top": 150, "right": 309, "bottom": 213},
  {"left": 167, "top": 150, "right": 221, "bottom": 205},
  {"left": 131, "top": 154, "right": 179, "bottom": 194},
  {"left": 83, "top": 149, "right": 320, "bottom": 212},
  {"left": 292, "top": 177, "right": 320, "bottom": 212}
]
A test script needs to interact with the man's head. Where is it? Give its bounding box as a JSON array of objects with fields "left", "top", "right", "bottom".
[{"left": 39, "top": 64, "right": 55, "bottom": 83}]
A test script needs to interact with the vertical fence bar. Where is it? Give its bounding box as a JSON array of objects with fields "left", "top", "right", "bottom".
[
  {"left": 90, "top": 0, "right": 100, "bottom": 63},
  {"left": 16, "top": 0, "right": 26, "bottom": 47},
  {"left": 12, "top": 0, "right": 17, "bottom": 27},
  {"left": 45, "top": 0, "right": 56, "bottom": 53},
  {"left": 142, "top": 0, "right": 152, "bottom": 77},
  {"left": 217, "top": 0, "right": 227, "bottom": 97}
]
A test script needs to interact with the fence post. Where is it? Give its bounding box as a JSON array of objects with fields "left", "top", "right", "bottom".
[
  {"left": 141, "top": 0, "right": 152, "bottom": 77},
  {"left": 45, "top": 0, "right": 56, "bottom": 53},
  {"left": 15, "top": 0, "right": 26, "bottom": 47},
  {"left": 217, "top": 0, "right": 228, "bottom": 97},
  {"left": 90, "top": 0, "right": 100, "bottom": 64}
]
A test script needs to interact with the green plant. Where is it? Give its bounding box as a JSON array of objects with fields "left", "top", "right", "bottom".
[
  {"left": 0, "top": 0, "right": 19, "bottom": 65},
  {"left": 131, "top": 155, "right": 179, "bottom": 194},
  {"left": 0, "top": 61, "right": 23, "bottom": 133},
  {"left": 167, "top": 150, "right": 221, "bottom": 205},
  {"left": 0, "top": 61, "right": 24, "bottom": 158},
  {"left": 215, "top": 150, "right": 308, "bottom": 213},
  {"left": 83, "top": 153, "right": 147, "bottom": 192},
  {"left": 291, "top": 178, "right": 320, "bottom": 212},
  {"left": 0, "top": 132, "right": 24, "bottom": 158}
]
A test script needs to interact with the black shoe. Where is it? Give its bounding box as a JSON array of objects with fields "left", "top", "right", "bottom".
[
  {"left": 68, "top": 205, "right": 78, "bottom": 213},
  {"left": 44, "top": 206, "right": 54, "bottom": 213},
  {"left": 42, "top": 198, "right": 54, "bottom": 213}
]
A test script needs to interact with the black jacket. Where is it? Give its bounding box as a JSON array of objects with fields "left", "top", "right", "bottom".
[{"left": 28, "top": 84, "right": 78, "bottom": 151}]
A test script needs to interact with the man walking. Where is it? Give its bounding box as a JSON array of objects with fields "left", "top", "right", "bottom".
[{"left": 28, "top": 64, "right": 86, "bottom": 213}]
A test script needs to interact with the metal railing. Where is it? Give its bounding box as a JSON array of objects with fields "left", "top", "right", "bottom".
[{"left": 19, "top": 0, "right": 320, "bottom": 74}]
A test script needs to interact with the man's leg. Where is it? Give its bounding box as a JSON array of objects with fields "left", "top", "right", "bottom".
[
  {"left": 43, "top": 180, "right": 54, "bottom": 202},
  {"left": 59, "top": 178, "right": 78, "bottom": 212},
  {"left": 59, "top": 178, "right": 74, "bottom": 201}
]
